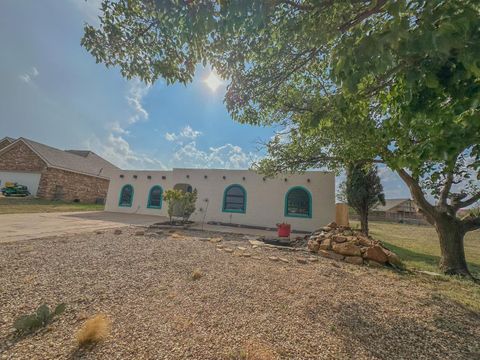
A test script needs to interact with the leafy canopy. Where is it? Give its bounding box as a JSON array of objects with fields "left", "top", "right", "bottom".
[{"left": 82, "top": 0, "right": 480, "bottom": 214}]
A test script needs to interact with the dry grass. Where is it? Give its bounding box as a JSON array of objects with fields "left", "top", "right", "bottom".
[
  {"left": 75, "top": 314, "right": 111, "bottom": 346},
  {"left": 0, "top": 196, "right": 103, "bottom": 214},
  {"left": 191, "top": 268, "right": 203, "bottom": 281}
]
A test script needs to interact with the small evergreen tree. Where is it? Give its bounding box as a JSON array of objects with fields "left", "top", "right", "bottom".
[{"left": 344, "top": 163, "right": 385, "bottom": 236}]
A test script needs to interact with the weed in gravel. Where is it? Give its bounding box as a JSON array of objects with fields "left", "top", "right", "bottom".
[
  {"left": 13, "top": 303, "right": 66, "bottom": 335},
  {"left": 76, "top": 314, "right": 111, "bottom": 346},
  {"left": 192, "top": 269, "right": 203, "bottom": 281}
]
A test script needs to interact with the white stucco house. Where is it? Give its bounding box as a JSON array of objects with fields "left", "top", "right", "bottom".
[{"left": 105, "top": 168, "right": 335, "bottom": 232}]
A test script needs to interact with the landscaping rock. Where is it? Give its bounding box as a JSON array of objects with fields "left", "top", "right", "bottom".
[
  {"left": 296, "top": 258, "right": 308, "bottom": 264},
  {"left": 345, "top": 256, "right": 364, "bottom": 265},
  {"left": 305, "top": 223, "right": 402, "bottom": 268},
  {"left": 268, "top": 256, "right": 279, "bottom": 262},
  {"left": 224, "top": 248, "right": 234, "bottom": 253},
  {"left": 95, "top": 230, "right": 104, "bottom": 235},
  {"left": 368, "top": 260, "right": 384, "bottom": 268},
  {"left": 237, "top": 246, "right": 247, "bottom": 251},
  {"left": 332, "top": 235, "right": 347, "bottom": 243},
  {"left": 279, "top": 257, "right": 289, "bottom": 263},
  {"left": 319, "top": 250, "right": 345, "bottom": 261},
  {"left": 326, "top": 221, "right": 338, "bottom": 229},
  {"left": 319, "top": 238, "right": 332, "bottom": 250},
  {"left": 209, "top": 237, "right": 222, "bottom": 243},
  {"left": 332, "top": 242, "right": 361, "bottom": 257},
  {"left": 135, "top": 231, "right": 145, "bottom": 236},
  {"left": 307, "top": 239, "right": 320, "bottom": 252},
  {"left": 384, "top": 249, "right": 403, "bottom": 267},
  {"left": 308, "top": 257, "right": 319, "bottom": 262},
  {"left": 114, "top": 229, "right": 122, "bottom": 235},
  {"left": 363, "top": 245, "right": 388, "bottom": 264}
]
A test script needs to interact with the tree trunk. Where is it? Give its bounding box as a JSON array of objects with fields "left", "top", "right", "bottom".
[
  {"left": 434, "top": 215, "right": 471, "bottom": 277},
  {"left": 360, "top": 210, "right": 369, "bottom": 236}
]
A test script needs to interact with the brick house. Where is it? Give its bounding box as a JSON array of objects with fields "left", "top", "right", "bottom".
[{"left": 0, "top": 137, "right": 119, "bottom": 203}]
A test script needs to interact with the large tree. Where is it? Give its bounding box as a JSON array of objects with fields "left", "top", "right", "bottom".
[{"left": 82, "top": 0, "right": 480, "bottom": 278}]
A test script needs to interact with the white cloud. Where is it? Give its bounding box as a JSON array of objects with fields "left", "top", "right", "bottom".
[
  {"left": 19, "top": 67, "right": 39, "bottom": 84},
  {"left": 126, "top": 79, "right": 150, "bottom": 124},
  {"left": 108, "top": 121, "right": 130, "bottom": 135},
  {"left": 86, "top": 134, "right": 166, "bottom": 170},
  {"left": 165, "top": 125, "right": 202, "bottom": 142},
  {"left": 172, "top": 141, "right": 259, "bottom": 169}
]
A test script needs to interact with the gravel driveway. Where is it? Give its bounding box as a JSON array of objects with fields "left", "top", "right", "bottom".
[{"left": 0, "top": 227, "right": 478, "bottom": 359}]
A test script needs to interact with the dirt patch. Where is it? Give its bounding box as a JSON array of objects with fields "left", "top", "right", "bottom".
[{"left": 0, "top": 228, "right": 478, "bottom": 359}]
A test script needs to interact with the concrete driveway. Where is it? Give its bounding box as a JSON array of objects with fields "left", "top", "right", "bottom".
[{"left": 0, "top": 211, "right": 164, "bottom": 243}]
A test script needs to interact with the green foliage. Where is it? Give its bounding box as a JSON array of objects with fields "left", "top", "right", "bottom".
[
  {"left": 343, "top": 163, "right": 385, "bottom": 235},
  {"left": 163, "top": 189, "right": 198, "bottom": 223},
  {"left": 13, "top": 303, "right": 66, "bottom": 335}
]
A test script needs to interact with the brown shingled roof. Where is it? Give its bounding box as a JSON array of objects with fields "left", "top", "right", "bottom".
[{"left": 0, "top": 137, "right": 119, "bottom": 178}]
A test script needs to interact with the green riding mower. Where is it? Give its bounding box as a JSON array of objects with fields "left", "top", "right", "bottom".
[{"left": 1, "top": 182, "right": 30, "bottom": 197}]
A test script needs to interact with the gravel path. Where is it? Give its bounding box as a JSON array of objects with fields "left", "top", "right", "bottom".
[{"left": 0, "top": 227, "right": 479, "bottom": 359}]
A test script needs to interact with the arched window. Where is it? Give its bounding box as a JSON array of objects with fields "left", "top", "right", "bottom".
[
  {"left": 174, "top": 183, "right": 193, "bottom": 193},
  {"left": 285, "top": 187, "right": 312, "bottom": 218},
  {"left": 222, "top": 184, "right": 246, "bottom": 213},
  {"left": 119, "top": 184, "right": 134, "bottom": 207},
  {"left": 147, "top": 185, "right": 163, "bottom": 209}
]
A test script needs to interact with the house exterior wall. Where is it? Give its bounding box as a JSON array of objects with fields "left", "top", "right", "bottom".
[
  {"left": 105, "top": 168, "right": 335, "bottom": 232},
  {"left": 0, "top": 141, "right": 47, "bottom": 172},
  {"left": 0, "top": 141, "right": 110, "bottom": 203},
  {"left": 37, "top": 168, "right": 110, "bottom": 203}
]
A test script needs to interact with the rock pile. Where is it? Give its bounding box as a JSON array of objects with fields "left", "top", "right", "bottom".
[{"left": 307, "top": 222, "right": 402, "bottom": 268}]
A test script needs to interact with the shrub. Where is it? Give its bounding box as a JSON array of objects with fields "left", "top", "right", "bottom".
[
  {"left": 163, "top": 189, "right": 198, "bottom": 224},
  {"left": 13, "top": 303, "right": 66, "bottom": 335},
  {"left": 76, "top": 314, "right": 111, "bottom": 346}
]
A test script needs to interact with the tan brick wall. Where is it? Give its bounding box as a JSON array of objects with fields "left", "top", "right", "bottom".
[
  {"left": 37, "top": 168, "right": 109, "bottom": 203},
  {"left": 0, "top": 141, "right": 47, "bottom": 171},
  {"left": 37, "top": 168, "right": 110, "bottom": 203}
]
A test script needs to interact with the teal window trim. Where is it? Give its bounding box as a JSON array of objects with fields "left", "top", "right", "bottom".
[
  {"left": 222, "top": 184, "right": 246, "bottom": 214},
  {"left": 147, "top": 185, "right": 163, "bottom": 209},
  {"left": 284, "top": 186, "right": 312, "bottom": 218},
  {"left": 118, "top": 184, "right": 134, "bottom": 207}
]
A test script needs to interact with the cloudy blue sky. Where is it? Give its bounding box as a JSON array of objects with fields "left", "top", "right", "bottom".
[{"left": 0, "top": 0, "right": 410, "bottom": 198}]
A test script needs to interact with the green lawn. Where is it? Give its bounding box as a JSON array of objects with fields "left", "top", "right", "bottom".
[
  {"left": 0, "top": 196, "right": 104, "bottom": 214},
  {"left": 356, "top": 221, "right": 480, "bottom": 276},
  {"left": 352, "top": 220, "right": 480, "bottom": 312}
]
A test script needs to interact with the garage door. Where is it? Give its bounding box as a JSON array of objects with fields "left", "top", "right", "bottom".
[{"left": 0, "top": 171, "right": 41, "bottom": 196}]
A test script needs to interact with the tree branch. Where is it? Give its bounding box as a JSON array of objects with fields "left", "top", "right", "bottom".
[
  {"left": 463, "top": 216, "right": 480, "bottom": 232},
  {"left": 396, "top": 168, "right": 436, "bottom": 224},
  {"left": 339, "top": 0, "right": 387, "bottom": 33},
  {"left": 456, "top": 191, "right": 480, "bottom": 210},
  {"left": 439, "top": 171, "right": 454, "bottom": 207}
]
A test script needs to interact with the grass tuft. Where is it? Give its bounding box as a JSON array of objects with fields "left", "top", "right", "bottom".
[
  {"left": 76, "top": 314, "right": 111, "bottom": 346},
  {"left": 191, "top": 269, "right": 203, "bottom": 281}
]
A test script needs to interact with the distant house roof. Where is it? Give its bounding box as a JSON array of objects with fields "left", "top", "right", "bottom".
[
  {"left": 0, "top": 137, "right": 15, "bottom": 149},
  {"left": 373, "top": 198, "right": 412, "bottom": 212},
  {"left": 0, "top": 137, "right": 119, "bottom": 178}
]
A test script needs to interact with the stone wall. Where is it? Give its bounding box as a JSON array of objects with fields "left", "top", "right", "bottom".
[
  {"left": 37, "top": 168, "right": 109, "bottom": 203},
  {"left": 0, "top": 141, "right": 47, "bottom": 171}
]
